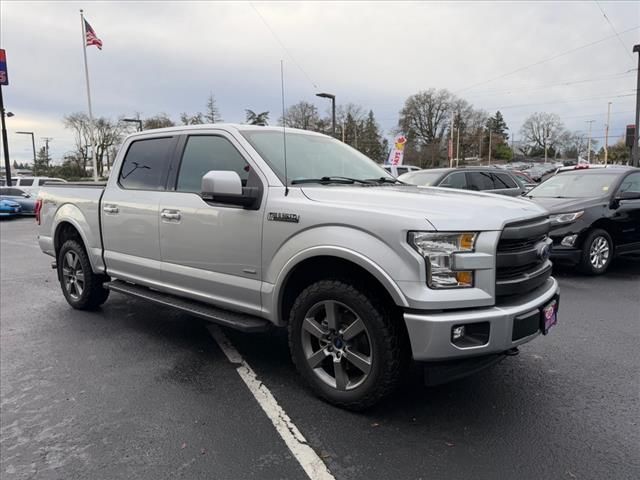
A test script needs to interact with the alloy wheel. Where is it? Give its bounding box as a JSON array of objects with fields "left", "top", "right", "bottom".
[
  {"left": 589, "top": 236, "right": 610, "bottom": 270},
  {"left": 62, "top": 251, "right": 85, "bottom": 300},
  {"left": 300, "top": 300, "right": 373, "bottom": 391}
]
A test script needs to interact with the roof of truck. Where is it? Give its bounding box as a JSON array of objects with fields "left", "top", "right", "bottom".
[{"left": 126, "top": 123, "right": 327, "bottom": 139}]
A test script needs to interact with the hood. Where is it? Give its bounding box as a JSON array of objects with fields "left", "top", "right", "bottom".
[
  {"left": 527, "top": 195, "right": 607, "bottom": 214},
  {"left": 0, "top": 199, "right": 20, "bottom": 207},
  {"left": 301, "top": 185, "right": 548, "bottom": 231}
]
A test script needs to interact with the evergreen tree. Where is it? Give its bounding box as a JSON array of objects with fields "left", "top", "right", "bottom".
[
  {"left": 34, "top": 147, "right": 51, "bottom": 175},
  {"left": 245, "top": 110, "right": 270, "bottom": 125},
  {"left": 205, "top": 93, "right": 223, "bottom": 123},
  {"left": 359, "top": 110, "right": 384, "bottom": 162},
  {"left": 487, "top": 111, "right": 509, "bottom": 140}
]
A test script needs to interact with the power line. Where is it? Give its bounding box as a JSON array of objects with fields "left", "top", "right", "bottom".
[
  {"left": 456, "top": 25, "right": 640, "bottom": 94},
  {"left": 465, "top": 70, "right": 635, "bottom": 98},
  {"left": 249, "top": 2, "right": 319, "bottom": 90},
  {"left": 593, "top": 0, "right": 635, "bottom": 63},
  {"left": 486, "top": 91, "right": 635, "bottom": 111}
]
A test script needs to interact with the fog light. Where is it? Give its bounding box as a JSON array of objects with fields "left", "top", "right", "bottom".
[
  {"left": 452, "top": 326, "right": 465, "bottom": 341},
  {"left": 561, "top": 235, "right": 577, "bottom": 247}
]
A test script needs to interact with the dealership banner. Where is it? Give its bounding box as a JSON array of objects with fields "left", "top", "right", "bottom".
[{"left": 387, "top": 134, "right": 407, "bottom": 165}]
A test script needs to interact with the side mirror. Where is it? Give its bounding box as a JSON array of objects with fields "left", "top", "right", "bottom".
[
  {"left": 616, "top": 191, "right": 640, "bottom": 201},
  {"left": 201, "top": 170, "right": 258, "bottom": 209},
  {"left": 22, "top": 193, "right": 30, "bottom": 198}
]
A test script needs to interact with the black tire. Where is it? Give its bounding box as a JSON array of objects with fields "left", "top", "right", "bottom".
[
  {"left": 57, "top": 239, "right": 110, "bottom": 310},
  {"left": 578, "top": 229, "right": 613, "bottom": 275},
  {"left": 288, "top": 279, "right": 404, "bottom": 410}
]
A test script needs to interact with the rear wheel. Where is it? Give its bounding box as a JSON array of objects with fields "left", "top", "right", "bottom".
[
  {"left": 578, "top": 229, "right": 613, "bottom": 275},
  {"left": 288, "top": 279, "right": 404, "bottom": 410},
  {"left": 58, "top": 239, "right": 110, "bottom": 309}
]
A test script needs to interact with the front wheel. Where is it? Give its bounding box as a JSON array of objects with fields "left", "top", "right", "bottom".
[
  {"left": 58, "top": 239, "right": 110, "bottom": 310},
  {"left": 288, "top": 280, "right": 404, "bottom": 410},
  {"left": 579, "top": 229, "right": 613, "bottom": 275}
]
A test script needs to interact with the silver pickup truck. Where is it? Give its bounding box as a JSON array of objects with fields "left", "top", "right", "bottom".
[{"left": 37, "top": 124, "right": 559, "bottom": 409}]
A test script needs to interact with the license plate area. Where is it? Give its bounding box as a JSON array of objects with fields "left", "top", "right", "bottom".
[{"left": 541, "top": 296, "right": 559, "bottom": 335}]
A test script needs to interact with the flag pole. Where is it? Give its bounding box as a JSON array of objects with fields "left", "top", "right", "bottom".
[{"left": 80, "top": 9, "right": 98, "bottom": 181}]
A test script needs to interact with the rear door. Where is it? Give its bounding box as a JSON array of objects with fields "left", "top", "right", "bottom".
[
  {"left": 611, "top": 172, "right": 640, "bottom": 248},
  {"left": 101, "top": 135, "right": 177, "bottom": 287},
  {"left": 158, "top": 132, "right": 265, "bottom": 315}
]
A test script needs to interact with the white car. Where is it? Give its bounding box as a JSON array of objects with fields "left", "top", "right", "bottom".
[{"left": 3, "top": 176, "right": 67, "bottom": 195}]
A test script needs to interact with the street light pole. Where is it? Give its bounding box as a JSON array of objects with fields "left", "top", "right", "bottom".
[
  {"left": 316, "top": 92, "right": 336, "bottom": 137},
  {"left": 0, "top": 86, "right": 12, "bottom": 186},
  {"left": 604, "top": 103, "right": 611, "bottom": 166},
  {"left": 122, "top": 118, "right": 143, "bottom": 132},
  {"left": 16, "top": 131, "right": 36, "bottom": 175},
  {"left": 586, "top": 120, "right": 594, "bottom": 163},
  {"left": 632, "top": 44, "right": 640, "bottom": 167}
]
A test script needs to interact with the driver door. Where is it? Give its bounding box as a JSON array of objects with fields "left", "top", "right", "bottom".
[{"left": 158, "top": 133, "right": 265, "bottom": 315}]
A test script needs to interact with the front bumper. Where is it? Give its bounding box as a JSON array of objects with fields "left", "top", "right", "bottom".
[
  {"left": 550, "top": 246, "right": 582, "bottom": 265},
  {"left": 404, "top": 277, "right": 559, "bottom": 361}
]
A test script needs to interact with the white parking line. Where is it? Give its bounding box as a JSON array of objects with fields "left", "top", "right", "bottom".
[{"left": 207, "top": 325, "right": 335, "bottom": 480}]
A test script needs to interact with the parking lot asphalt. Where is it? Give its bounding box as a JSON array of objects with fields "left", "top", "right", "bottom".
[{"left": 1, "top": 217, "right": 639, "bottom": 480}]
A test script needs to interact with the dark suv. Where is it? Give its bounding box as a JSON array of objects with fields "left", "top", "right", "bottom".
[
  {"left": 527, "top": 166, "right": 640, "bottom": 274},
  {"left": 398, "top": 167, "right": 525, "bottom": 197}
]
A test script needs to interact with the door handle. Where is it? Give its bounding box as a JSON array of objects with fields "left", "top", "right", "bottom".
[
  {"left": 161, "top": 210, "right": 181, "bottom": 221},
  {"left": 103, "top": 205, "right": 119, "bottom": 214}
]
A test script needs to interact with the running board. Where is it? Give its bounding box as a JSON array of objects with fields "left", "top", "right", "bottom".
[{"left": 105, "top": 280, "right": 271, "bottom": 333}]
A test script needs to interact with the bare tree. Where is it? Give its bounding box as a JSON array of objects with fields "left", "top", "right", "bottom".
[
  {"left": 180, "top": 112, "right": 205, "bottom": 125},
  {"left": 143, "top": 113, "right": 175, "bottom": 130},
  {"left": 280, "top": 101, "right": 321, "bottom": 130},
  {"left": 398, "top": 89, "right": 454, "bottom": 166},
  {"left": 63, "top": 113, "right": 92, "bottom": 172},
  {"left": 520, "top": 112, "right": 566, "bottom": 157}
]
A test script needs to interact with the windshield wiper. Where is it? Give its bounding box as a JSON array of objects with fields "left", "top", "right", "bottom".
[
  {"left": 290, "top": 176, "right": 375, "bottom": 185},
  {"left": 365, "top": 177, "right": 406, "bottom": 185}
]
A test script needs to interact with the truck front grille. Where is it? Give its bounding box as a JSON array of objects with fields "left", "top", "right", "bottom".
[{"left": 496, "top": 217, "right": 552, "bottom": 297}]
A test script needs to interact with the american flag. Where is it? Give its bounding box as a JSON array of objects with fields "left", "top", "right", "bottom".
[{"left": 84, "top": 19, "right": 103, "bottom": 50}]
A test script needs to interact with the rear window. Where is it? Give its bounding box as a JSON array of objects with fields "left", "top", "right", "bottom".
[
  {"left": 18, "top": 179, "right": 34, "bottom": 186},
  {"left": 119, "top": 137, "right": 174, "bottom": 190}
]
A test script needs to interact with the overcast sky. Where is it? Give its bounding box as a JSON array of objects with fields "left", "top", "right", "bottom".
[{"left": 1, "top": 0, "right": 639, "bottom": 163}]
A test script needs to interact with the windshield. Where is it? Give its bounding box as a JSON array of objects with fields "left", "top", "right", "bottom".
[
  {"left": 528, "top": 172, "right": 618, "bottom": 198},
  {"left": 398, "top": 170, "right": 443, "bottom": 186},
  {"left": 240, "top": 130, "right": 393, "bottom": 185}
]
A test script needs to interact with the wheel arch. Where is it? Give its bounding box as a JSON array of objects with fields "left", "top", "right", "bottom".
[
  {"left": 52, "top": 204, "right": 104, "bottom": 273},
  {"left": 274, "top": 248, "right": 409, "bottom": 327}
]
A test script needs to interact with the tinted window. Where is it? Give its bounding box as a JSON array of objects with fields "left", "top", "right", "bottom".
[
  {"left": 399, "top": 170, "right": 443, "bottom": 186},
  {"left": 18, "top": 179, "right": 34, "bottom": 186},
  {"left": 177, "top": 136, "right": 249, "bottom": 193},
  {"left": 119, "top": 137, "right": 174, "bottom": 190},
  {"left": 618, "top": 172, "right": 640, "bottom": 194},
  {"left": 439, "top": 171, "right": 467, "bottom": 189},
  {"left": 494, "top": 172, "right": 517, "bottom": 189},
  {"left": 467, "top": 171, "right": 495, "bottom": 191}
]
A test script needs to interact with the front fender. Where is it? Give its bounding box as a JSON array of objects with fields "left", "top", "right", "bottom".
[
  {"left": 53, "top": 203, "right": 105, "bottom": 273},
  {"left": 265, "top": 226, "right": 414, "bottom": 324}
]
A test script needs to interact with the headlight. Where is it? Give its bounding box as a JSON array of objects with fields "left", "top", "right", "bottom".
[
  {"left": 549, "top": 211, "right": 584, "bottom": 225},
  {"left": 408, "top": 232, "right": 477, "bottom": 289}
]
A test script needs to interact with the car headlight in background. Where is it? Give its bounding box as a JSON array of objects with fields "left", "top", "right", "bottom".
[
  {"left": 408, "top": 232, "right": 477, "bottom": 289},
  {"left": 549, "top": 211, "right": 583, "bottom": 225}
]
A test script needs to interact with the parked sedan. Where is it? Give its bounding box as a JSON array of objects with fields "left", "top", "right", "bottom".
[
  {"left": 0, "top": 187, "right": 37, "bottom": 214},
  {"left": 527, "top": 167, "right": 640, "bottom": 274},
  {"left": 0, "top": 199, "right": 22, "bottom": 217},
  {"left": 398, "top": 167, "right": 525, "bottom": 196}
]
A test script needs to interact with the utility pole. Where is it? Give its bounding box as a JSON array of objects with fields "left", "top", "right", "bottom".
[
  {"left": 0, "top": 86, "right": 11, "bottom": 186},
  {"left": 449, "top": 115, "right": 454, "bottom": 168},
  {"left": 455, "top": 126, "right": 460, "bottom": 167},
  {"left": 42, "top": 137, "right": 53, "bottom": 170},
  {"left": 604, "top": 102, "right": 611, "bottom": 165},
  {"left": 488, "top": 129, "right": 492, "bottom": 166},
  {"left": 586, "top": 120, "right": 594, "bottom": 163},
  {"left": 632, "top": 44, "right": 640, "bottom": 167},
  {"left": 478, "top": 132, "right": 482, "bottom": 163}
]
